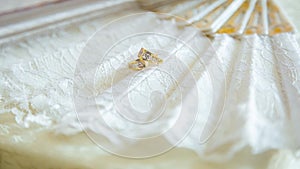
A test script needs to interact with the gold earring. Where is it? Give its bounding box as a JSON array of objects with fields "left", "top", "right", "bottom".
[
  {"left": 128, "top": 48, "right": 163, "bottom": 71},
  {"left": 128, "top": 59, "right": 148, "bottom": 71}
]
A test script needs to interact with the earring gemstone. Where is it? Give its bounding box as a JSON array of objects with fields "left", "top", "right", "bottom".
[{"left": 138, "top": 48, "right": 163, "bottom": 65}]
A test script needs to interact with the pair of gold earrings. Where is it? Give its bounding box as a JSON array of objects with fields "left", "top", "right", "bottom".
[{"left": 128, "top": 48, "right": 163, "bottom": 71}]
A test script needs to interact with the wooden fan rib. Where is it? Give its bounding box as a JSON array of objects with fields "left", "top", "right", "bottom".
[
  {"left": 237, "top": 0, "right": 258, "bottom": 35},
  {"left": 217, "top": 0, "right": 251, "bottom": 35},
  {"left": 187, "top": 0, "right": 227, "bottom": 24},
  {"left": 207, "top": 0, "right": 246, "bottom": 34}
]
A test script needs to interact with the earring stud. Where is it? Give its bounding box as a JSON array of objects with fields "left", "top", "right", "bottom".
[
  {"left": 138, "top": 48, "right": 163, "bottom": 65},
  {"left": 128, "top": 59, "right": 148, "bottom": 71}
]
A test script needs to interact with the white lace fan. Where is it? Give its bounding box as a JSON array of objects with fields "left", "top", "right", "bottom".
[{"left": 135, "top": 0, "right": 300, "bottom": 158}]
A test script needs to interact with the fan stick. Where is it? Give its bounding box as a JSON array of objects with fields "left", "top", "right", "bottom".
[
  {"left": 168, "top": 0, "right": 205, "bottom": 16},
  {"left": 237, "top": 0, "right": 258, "bottom": 35},
  {"left": 244, "top": 0, "right": 262, "bottom": 34},
  {"left": 193, "top": 1, "right": 231, "bottom": 31},
  {"left": 186, "top": 0, "right": 227, "bottom": 24},
  {"left": 217, "top": 0, "right": 250, "bottom": 34},
  {"left": 205, "top": 0, "right": 246, "bottom": 34},
  {"left": 268, "top": 0, "right": 294, "bottom": 35},
  {"left": 261, "top": 0, "right": 269, "bottom": 34}
]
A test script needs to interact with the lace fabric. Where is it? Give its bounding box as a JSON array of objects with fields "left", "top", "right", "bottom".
[{"left": 1, "top": 8, "right": 300, "bottom": 162}]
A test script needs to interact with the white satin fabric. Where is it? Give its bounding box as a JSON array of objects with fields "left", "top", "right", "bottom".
[{"left": 0, "top": 0, "right": 55, "bottom": 14}]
